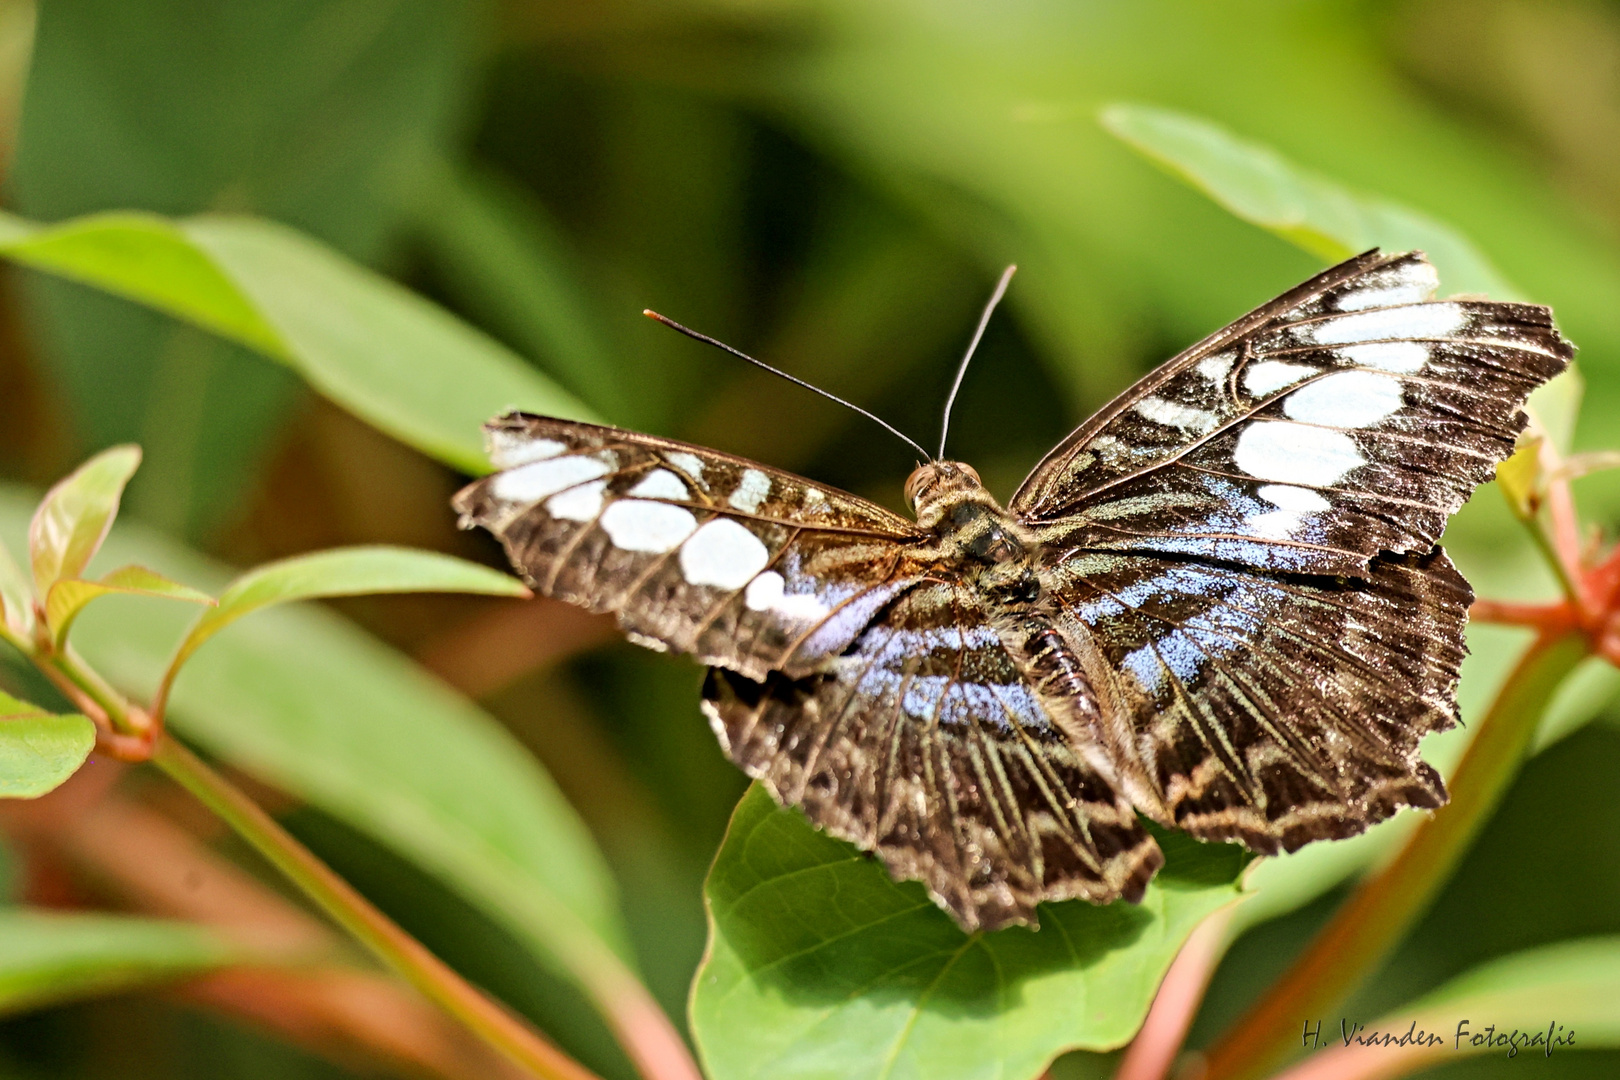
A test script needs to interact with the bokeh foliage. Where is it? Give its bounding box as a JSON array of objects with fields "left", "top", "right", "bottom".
[{"left": 2, "top": 1, "right": 1620, "bottom": 1079}]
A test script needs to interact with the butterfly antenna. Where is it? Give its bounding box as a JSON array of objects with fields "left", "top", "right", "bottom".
[
  {"left": 937, "top": 264, "right": 1017, "bottom": 459},
  {"left": 643, "top": 310, "right": 933, "bottom": 461}
]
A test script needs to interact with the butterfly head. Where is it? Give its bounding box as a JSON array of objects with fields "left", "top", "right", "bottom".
[{"left": 905, "top": 461, "right": 987, "bottom": 523}]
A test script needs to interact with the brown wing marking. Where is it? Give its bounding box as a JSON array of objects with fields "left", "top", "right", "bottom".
[
  {"left": 1050, "top": 548, "right": 1465, "bottom": 853},
  {"left": 454, "top": 412, "right": 923, "bottom": 681},
  {"left": 702, "top": 580, "right": 1162, "bottom": 932}
]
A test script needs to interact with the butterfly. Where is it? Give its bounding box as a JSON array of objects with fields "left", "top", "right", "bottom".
[{"left": 453, "top": 250, "right": 1571, "bottom": 933}]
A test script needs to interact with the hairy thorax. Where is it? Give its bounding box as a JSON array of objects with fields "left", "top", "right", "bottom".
[
  {"left": 905, "top": 461, "right": 1122, "bottom": 778},
  {"left": 906, "top": 461, "right": 1042, "bottom": 606}
]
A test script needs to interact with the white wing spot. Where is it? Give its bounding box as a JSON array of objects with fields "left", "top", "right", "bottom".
[
  {"left": 743, "top": 570, "right": 829, "bottom": 620},
  {"left": 1134, "top": 396, "right": 1218, "bottom": 433},
  {"left": 1234, "top": 421, "right": 1365, "bottom": 486},
  {"left": 1337, "top": 341, "right": 1428, "bottom": 374},
  {"left": 1248, "top": 482, "right": 1332, "bottom": 539},
  {"left": 680, "top": 518, "right": 769, "bottom": 588},
  {"left": 546, "top": 480, "right": 606, "bottom": 521},
  {"left": 1243, "top": 360, "right": 1317, "bottom": 396},
  {"left": 1284, "top": 370, "right": 1403, "bottom": 428},
  {"left": 1196, "top": 352, "right": 1236, "bottom": 382},
  {"left": 665, "top": 452, "right": 708, "bottom": 488},
  {"left": 1249, "top": 509, "right": 1306, "bottom": 540},
  {"left": 599, "top": 500, "right": 697, "bottom": 553},
  {"left": 1306, "top": 302, "right": 1466, "bottom": 345},
  {"left": 729, "top": 468, "right": 772, "bottom": 513},
  {"left": 492, "top": 455, "right": 613, "bottom": 504},
  {"left": 629, "top": 468, "right": 688, "bottom": 500},
  {"left": 488, "top": 431, "right": 566, "bottom": 468},
  {"left": 804, "top": 488, "right": 826, "bottom": 504},
  {"left": 1334, "top": 261, "right": 1439, "bottom": 311},
  {"left": 1258, "top": 484, "right": 1331, "bottom": 511}
]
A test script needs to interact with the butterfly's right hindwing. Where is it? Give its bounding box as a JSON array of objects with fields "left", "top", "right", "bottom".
[{"left": 453, "top": 414, "right": 923, "bottom": 681}]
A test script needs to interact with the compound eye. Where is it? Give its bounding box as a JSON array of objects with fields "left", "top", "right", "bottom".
[{"left": 903, "top": 467, "right": 934, "bottom": 509}]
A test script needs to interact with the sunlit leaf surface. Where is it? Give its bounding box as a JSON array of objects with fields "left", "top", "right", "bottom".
[
  {"left": 0, "top": 693, "right": 95, "bottom": 799},
  {"left": 159, "top": 545, "right": 528, "bottom": 703},
  {"left": 27, "top": 444, "right": 140, "bottom": 595},
  {"left": 45, "top": 564, "right": 214, "bottom": 645},
  {"left": 1099, "top": 103, "right": 1518, "bottom": 299},
  {"left": 692, "top": 785, "right": 1246, "bottom": 1080},
  {"left": 0, "top": 211, "right": 596, "bottom": 474}
]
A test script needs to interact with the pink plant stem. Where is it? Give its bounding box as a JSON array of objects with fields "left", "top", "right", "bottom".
[
  {"left": 1114, "top": 906, "right": 1237, "bottom": 1080},
  {"left": 586, "top": 966, "right": 704, "bottom": 1080}
]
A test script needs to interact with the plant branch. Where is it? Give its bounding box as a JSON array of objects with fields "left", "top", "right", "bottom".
[
  {"left": 40, "top": 625, "right": 700, "bottom": 1080},
  {"left": 1114, "top": 906, "right": 1236, "bottom": 1080},
  {"left": 1194, "top": 628, "right": 1589, "bottom": 1080},
  {"left": 150, "top": 733, "right": 602, "bottom": 1080}
]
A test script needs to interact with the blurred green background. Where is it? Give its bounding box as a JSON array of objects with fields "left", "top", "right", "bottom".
[{"left": 1, "top": 1, "right": 1619, "bottom": 1077}]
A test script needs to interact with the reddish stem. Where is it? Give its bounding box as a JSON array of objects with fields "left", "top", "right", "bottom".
[
  {"left": 1466, "top": 598, "right": 1575, "bottom": 632},
  {"left": 1114, "top": 907, "right": 1236, "bottom": 1080}
]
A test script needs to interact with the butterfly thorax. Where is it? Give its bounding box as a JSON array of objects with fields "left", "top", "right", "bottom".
[{"left": 907, "top": 461, "right": 1041, "bottom": 606}]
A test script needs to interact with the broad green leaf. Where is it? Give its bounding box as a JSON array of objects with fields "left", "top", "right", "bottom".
[
  {"left": 27, "top": 444, "right": 140, "bottom": 595},
  {"left": 11, "top": 0, "right": 486, "bottom": 537},
  {"left": 0, "top": 489, "right": 634, "bottom": 997},
  {"left": 1274, "top": 938, "right": 1620, "bottom": 1080},
  {"left": 0, "top": 692, "right": 95, "bottom": 799},
  {"left": 45, "top": 564, "right": 214, "bottom": 645},
  {"left": 0, "top": 538, "right": 32, "bottom": 638},
  {"left": 691, "top": 785, "right": 1246, "bottom": 1080},
  {"left": 1526, "top": 364, "right": 1585, "bottom": 456},
  {"left": 1099, "top": 103, "right": 1519, "bottom": 299},
  {"left": 156, "top": 546, "right": 529, "bottom": 713},
  {"left": 0, "top": 210, "right": 597, "bottom": 475},
  {"left": 1494, "top": 438, "right": 1542, "bottom": 522},
  {"left": 0, "top": 910, "right": 237, "bottom": 1015}
]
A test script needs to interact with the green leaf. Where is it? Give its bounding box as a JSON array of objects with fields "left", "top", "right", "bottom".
[
  {"left": 11, "top": 0, "right": 487, "bottom": 537},
  {"left": 1410, "top": 937, "right": 1620, "bottom": 1035},
  {"left": 0, "top": 538, "right": 33, "bottom": 638},
  {"left": 691, "top": 785, "right": 1246, "bottom": 1080},
  {"left": 1276, "top": 938, "right": 1620, "bottom": 1080},
  {"left": 27, "top": 444, "right": 141, "bottom": 596},
  {"left": 1525, "top": 365, "right": 1585, "bottom": 456},
  {"left": 1494, "top": 438, "right": 1543, "bottom": 522},
  {"left": 0, "top": 910, "right": 237, "bottom": 1015},
  {"left": 0, "top": 692, "right": 95, "bottom": 799},
  {"left": 1099, "top": 103, "right": 1519, "bottom": 298},
  {"left": 155, "top": 545, "right": 529, "bottom": 714},
  {"left": 44, "top": 564, "right": 214, "bottom": 647},
  {"left": 0, "top": 489, "right": 633, "bottom": 997},
  {"left": 0, "top": 210, "right": 598, "bottom": 475}
]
